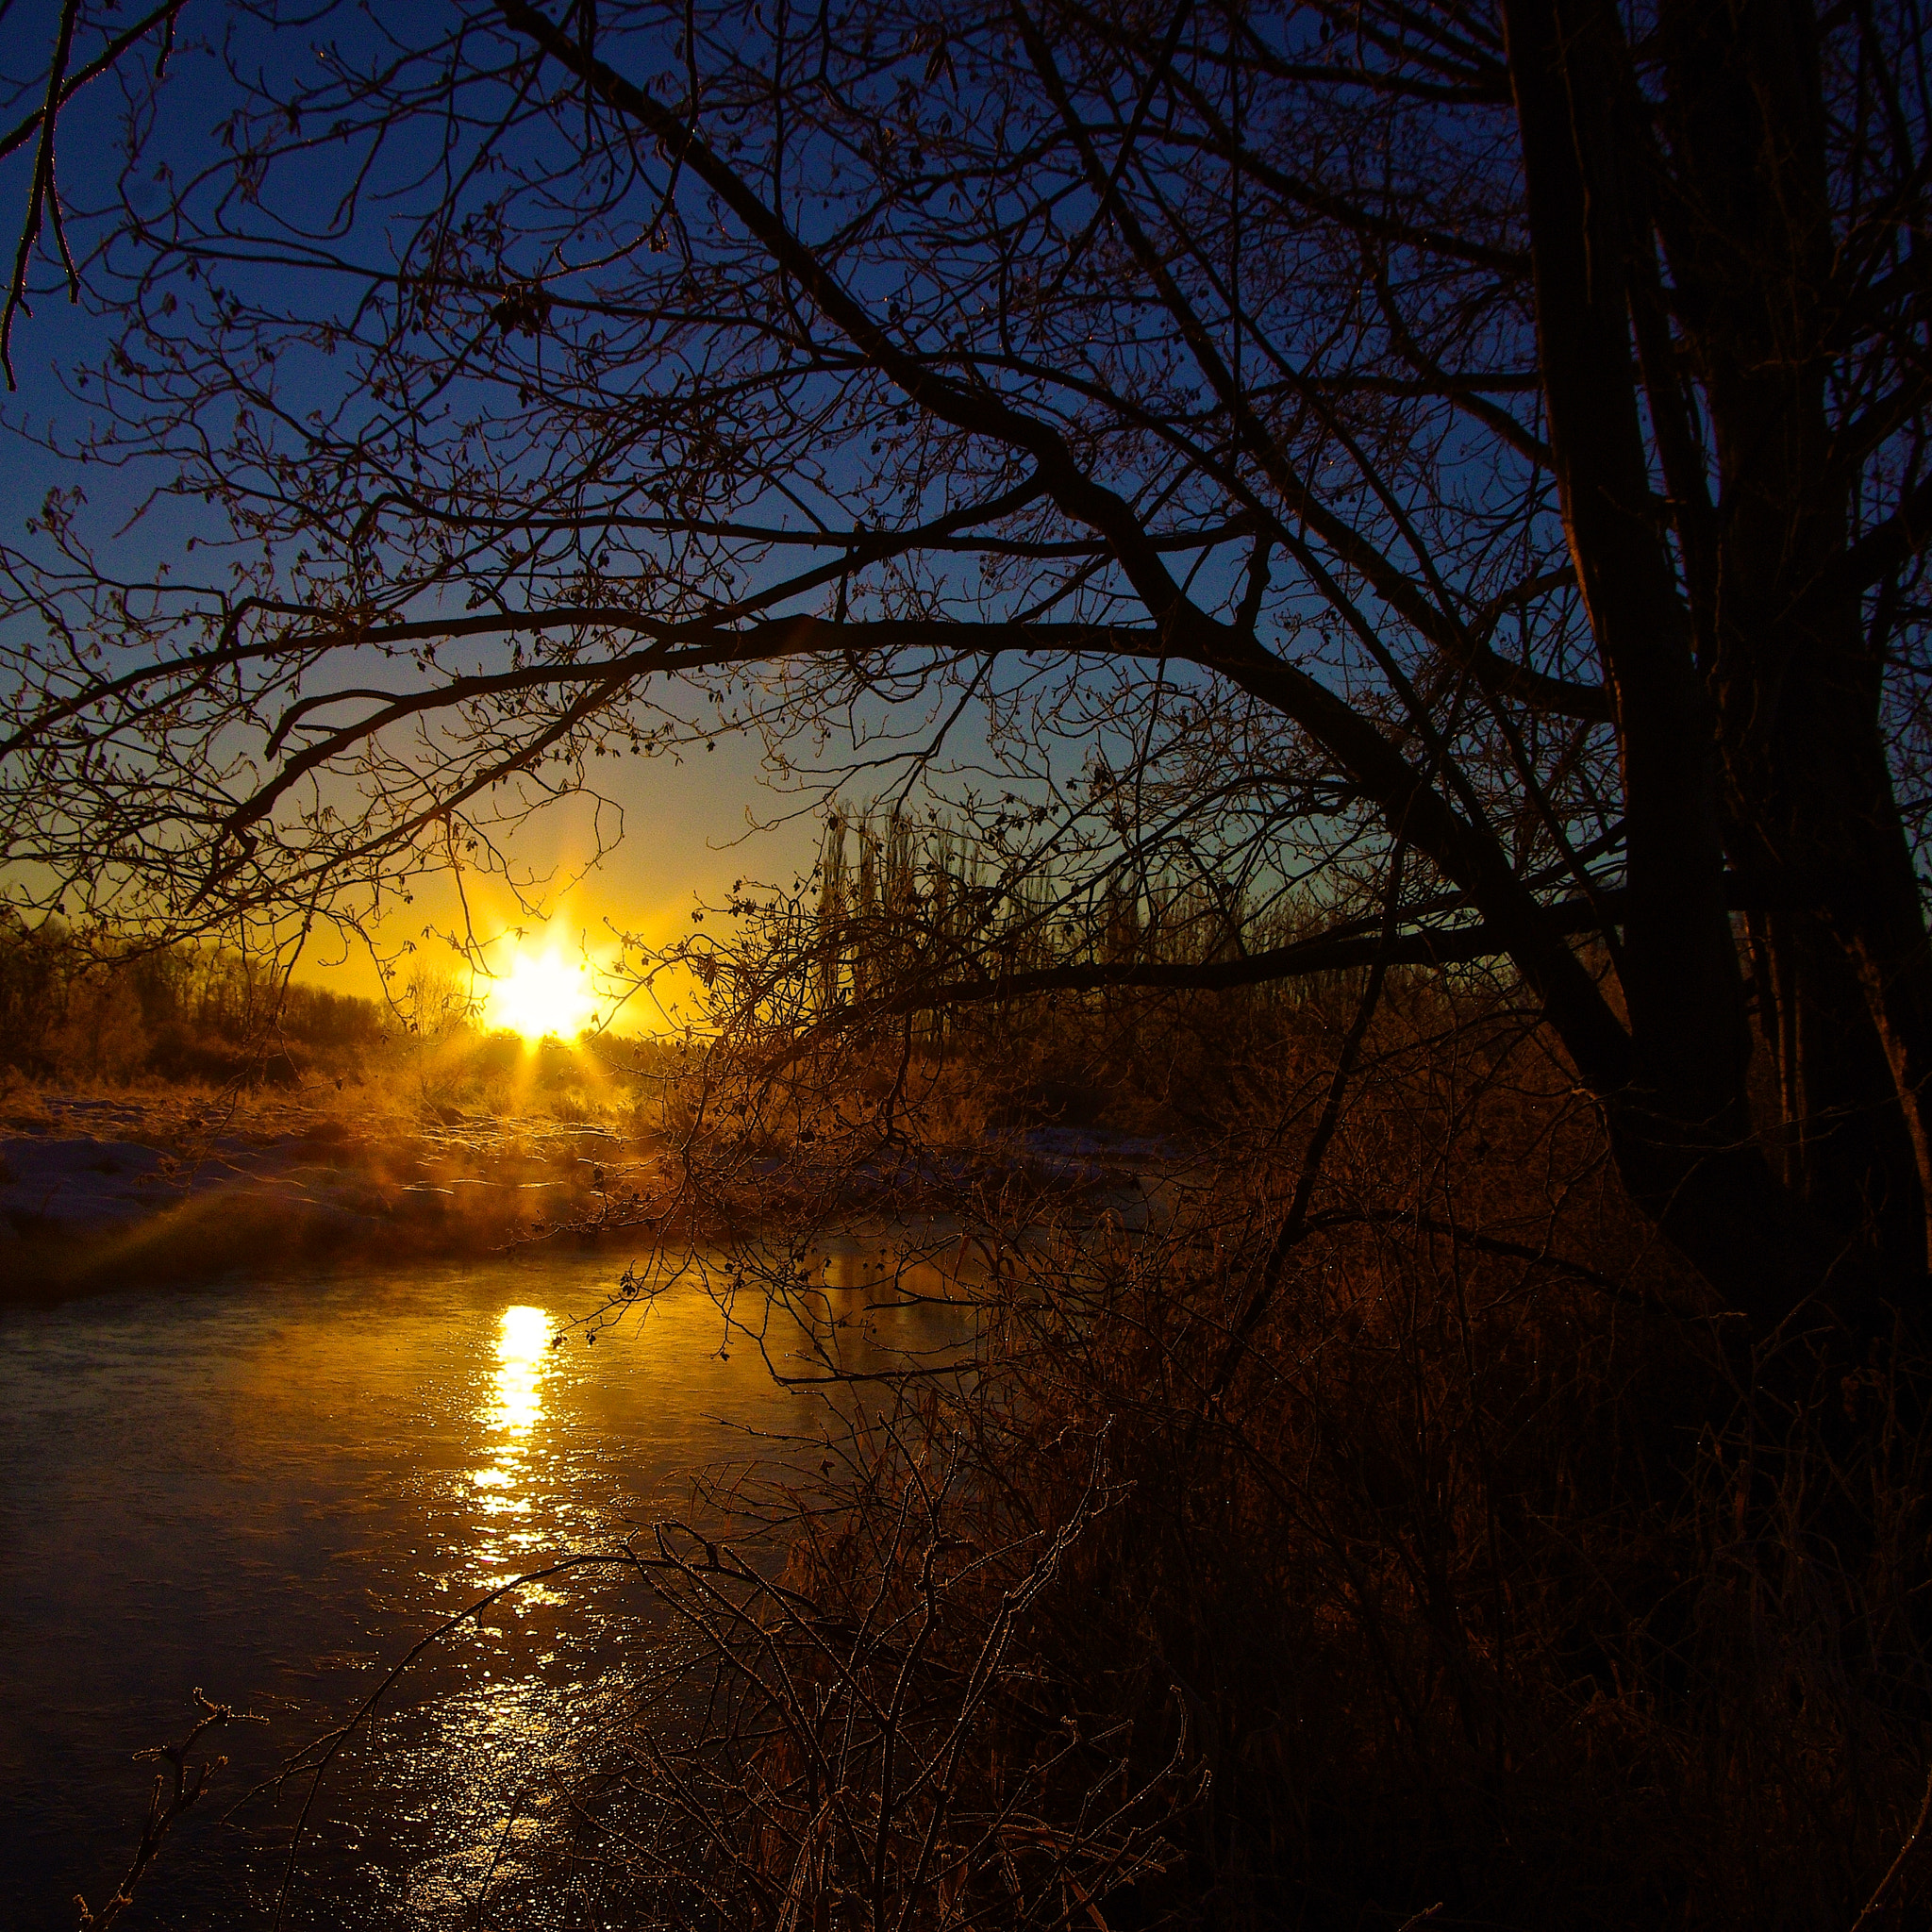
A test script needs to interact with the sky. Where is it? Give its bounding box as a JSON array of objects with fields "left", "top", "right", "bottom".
[{"left": 0, "top": 6, "right": 826, "bottom": 1006}]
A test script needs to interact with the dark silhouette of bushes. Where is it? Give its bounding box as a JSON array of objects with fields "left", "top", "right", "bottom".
[
  {"left": 0, "top": 912, "right": 386, "bottom": 1085},
  {"left": 531, "top": 970, "right": 1932, "bottom": 1931}
]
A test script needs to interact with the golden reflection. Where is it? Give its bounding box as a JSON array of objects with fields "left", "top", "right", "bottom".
[
  {"left": 492, "top": 1305, "right": 550, "bottom": 1435},
  {"left": 472, "top": 1306, "right": 551, "bottom": 1540}
]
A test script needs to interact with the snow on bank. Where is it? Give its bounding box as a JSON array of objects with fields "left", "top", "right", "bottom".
[
  {"left": 0, "top": 1092, "right": 1176, "bottom": 1293},
  {"left": 0, "top": 1091, "right": 650, "bottom": 1291}
]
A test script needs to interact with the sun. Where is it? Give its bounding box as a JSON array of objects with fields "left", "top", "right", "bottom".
[{"left": 483, "top": 949, "right": 599, "bottom": 1041}]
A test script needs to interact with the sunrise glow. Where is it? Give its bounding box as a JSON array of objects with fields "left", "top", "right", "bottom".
[{"left": 482, "top": 949, "right": 598, "bottom": 1041}]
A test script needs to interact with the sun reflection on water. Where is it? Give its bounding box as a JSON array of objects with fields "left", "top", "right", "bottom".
[
  {"left": 471, "top": 1306, "right": 552, "bottom": 1555},
  {"left": 492, "top": 1305, "right": 550, "bottom": 1435}
]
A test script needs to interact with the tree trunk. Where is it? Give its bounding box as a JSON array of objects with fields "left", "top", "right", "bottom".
[
  {"left": 1747, "top": 905, "right": 1924, "bottom": 1268},
  {"left": 1657, "top": 0, "right": 1932, "bottom": 1278},
  {"left": 1505, "top": 0, "right": 1929, "bottom": 1329}
]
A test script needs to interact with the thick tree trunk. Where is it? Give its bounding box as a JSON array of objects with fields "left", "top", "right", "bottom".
[
  {"left": 1505, "top": 0, "right": 1928, "bottom": 1331},
  {"left": 1503, "top": 0, "right": 1767, "bottom": 1281},
  {"left": 1503, "top": 0, "right": 1752, "bottom": 1139},
  {"left": 1603, "top": 1098, "right": 1895, "bottom": 1332},
  {"left": 1715, "top": 510, "right": 1932, "bottom": 1276},
  {"left": 1747, "top": 905, "right": 1924, "bottom": 1268},
  {"left": 1657, "top": 0, "right": 1932, "bottom": 1277}
]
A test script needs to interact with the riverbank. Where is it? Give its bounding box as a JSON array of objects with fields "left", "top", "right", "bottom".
[
  {"left": 0, "top": 1086, "right": 1167, "bottom": 1294},
  {"left": 0, "top": 1086, "right": 655, "bottom": 1294}
]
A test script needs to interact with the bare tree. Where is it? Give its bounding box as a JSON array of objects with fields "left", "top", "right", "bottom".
[
  {"left": 1, "top": 0, "right": 1928, "bottom": 1333},
  {"left": 0, "top": 2, "right": 188, "bottom": 385}
]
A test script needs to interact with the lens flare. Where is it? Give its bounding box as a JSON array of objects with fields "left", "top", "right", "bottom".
[{"left": 483, "top": 949, "right": 597, "bottom": 1041}]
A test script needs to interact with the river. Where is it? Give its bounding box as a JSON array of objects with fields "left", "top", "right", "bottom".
[{"left": 0, "top": 1247, "right": 965, "bottom": 1929}]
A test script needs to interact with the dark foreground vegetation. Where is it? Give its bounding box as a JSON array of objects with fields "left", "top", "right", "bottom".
[{"left": 434, "top": 960, "right": 1918, "bottom": 1932}]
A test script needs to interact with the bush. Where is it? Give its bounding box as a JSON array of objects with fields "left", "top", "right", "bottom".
[{"left": 0, "top": 913, "right": 389, "bottom": 1087}]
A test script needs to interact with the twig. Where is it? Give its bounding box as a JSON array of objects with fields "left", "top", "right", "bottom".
[
  {"left": 1196, "top": 830, "right": 1411, "bottom": 1419},
  {"left": 74, "top": 1689, "right": 258, "bottom": 1932},
  {"left": 1849, "top": 1766, "right": 1932, "bottom": 1930},
  {"left": 246, "top": 1538, "right": 796, "bottom": 1930},
  {"left": 2, "top": 0, "right": 82, "bottom": 391}
]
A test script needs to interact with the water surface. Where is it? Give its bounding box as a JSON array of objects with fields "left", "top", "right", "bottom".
[{"left": 0, "top": 1250, "right": 955, "bottom": 1928}]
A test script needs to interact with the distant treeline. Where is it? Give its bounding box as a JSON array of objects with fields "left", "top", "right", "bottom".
[
  {"left": 809, "top": 804, "right": 1345, "bottom": 1014},
  {"left": 0, "top": 914, "right": 387, "bottom": 1084}
]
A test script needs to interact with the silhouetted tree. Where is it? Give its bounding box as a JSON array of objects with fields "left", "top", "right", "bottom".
[{"left": 2, "top": 0, "right": 1928, "bottom": 1333}]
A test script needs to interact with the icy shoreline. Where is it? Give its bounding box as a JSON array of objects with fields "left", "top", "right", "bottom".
[
  {"left": 0, "top": 1091, "right": 644, "bottom": 1292},
  {"left": 1, "top": 1090, "right": 1172, "bottom": 1294}
]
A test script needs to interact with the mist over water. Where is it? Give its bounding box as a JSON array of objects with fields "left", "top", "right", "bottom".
[{"left": 0, "top": 1253, "right": 961, "bottom": 1929}]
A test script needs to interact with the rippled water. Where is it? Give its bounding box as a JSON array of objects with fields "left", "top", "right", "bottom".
[{"left": 0, "top": 1249, "right": 962, "bottom": 1929}]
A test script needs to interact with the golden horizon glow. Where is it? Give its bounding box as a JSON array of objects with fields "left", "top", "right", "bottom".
[{"left": 482, "top": 948, "right": 599, "bottom": 1041}]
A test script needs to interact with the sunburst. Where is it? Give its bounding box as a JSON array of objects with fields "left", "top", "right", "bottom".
[{"left": 483, "top": 949, "right": 598, "bottom": 1041}]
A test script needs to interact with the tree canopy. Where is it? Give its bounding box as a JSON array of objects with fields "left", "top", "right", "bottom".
[{"left": 3, "top": 0, "right": 1930, "bottom": 1329}]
